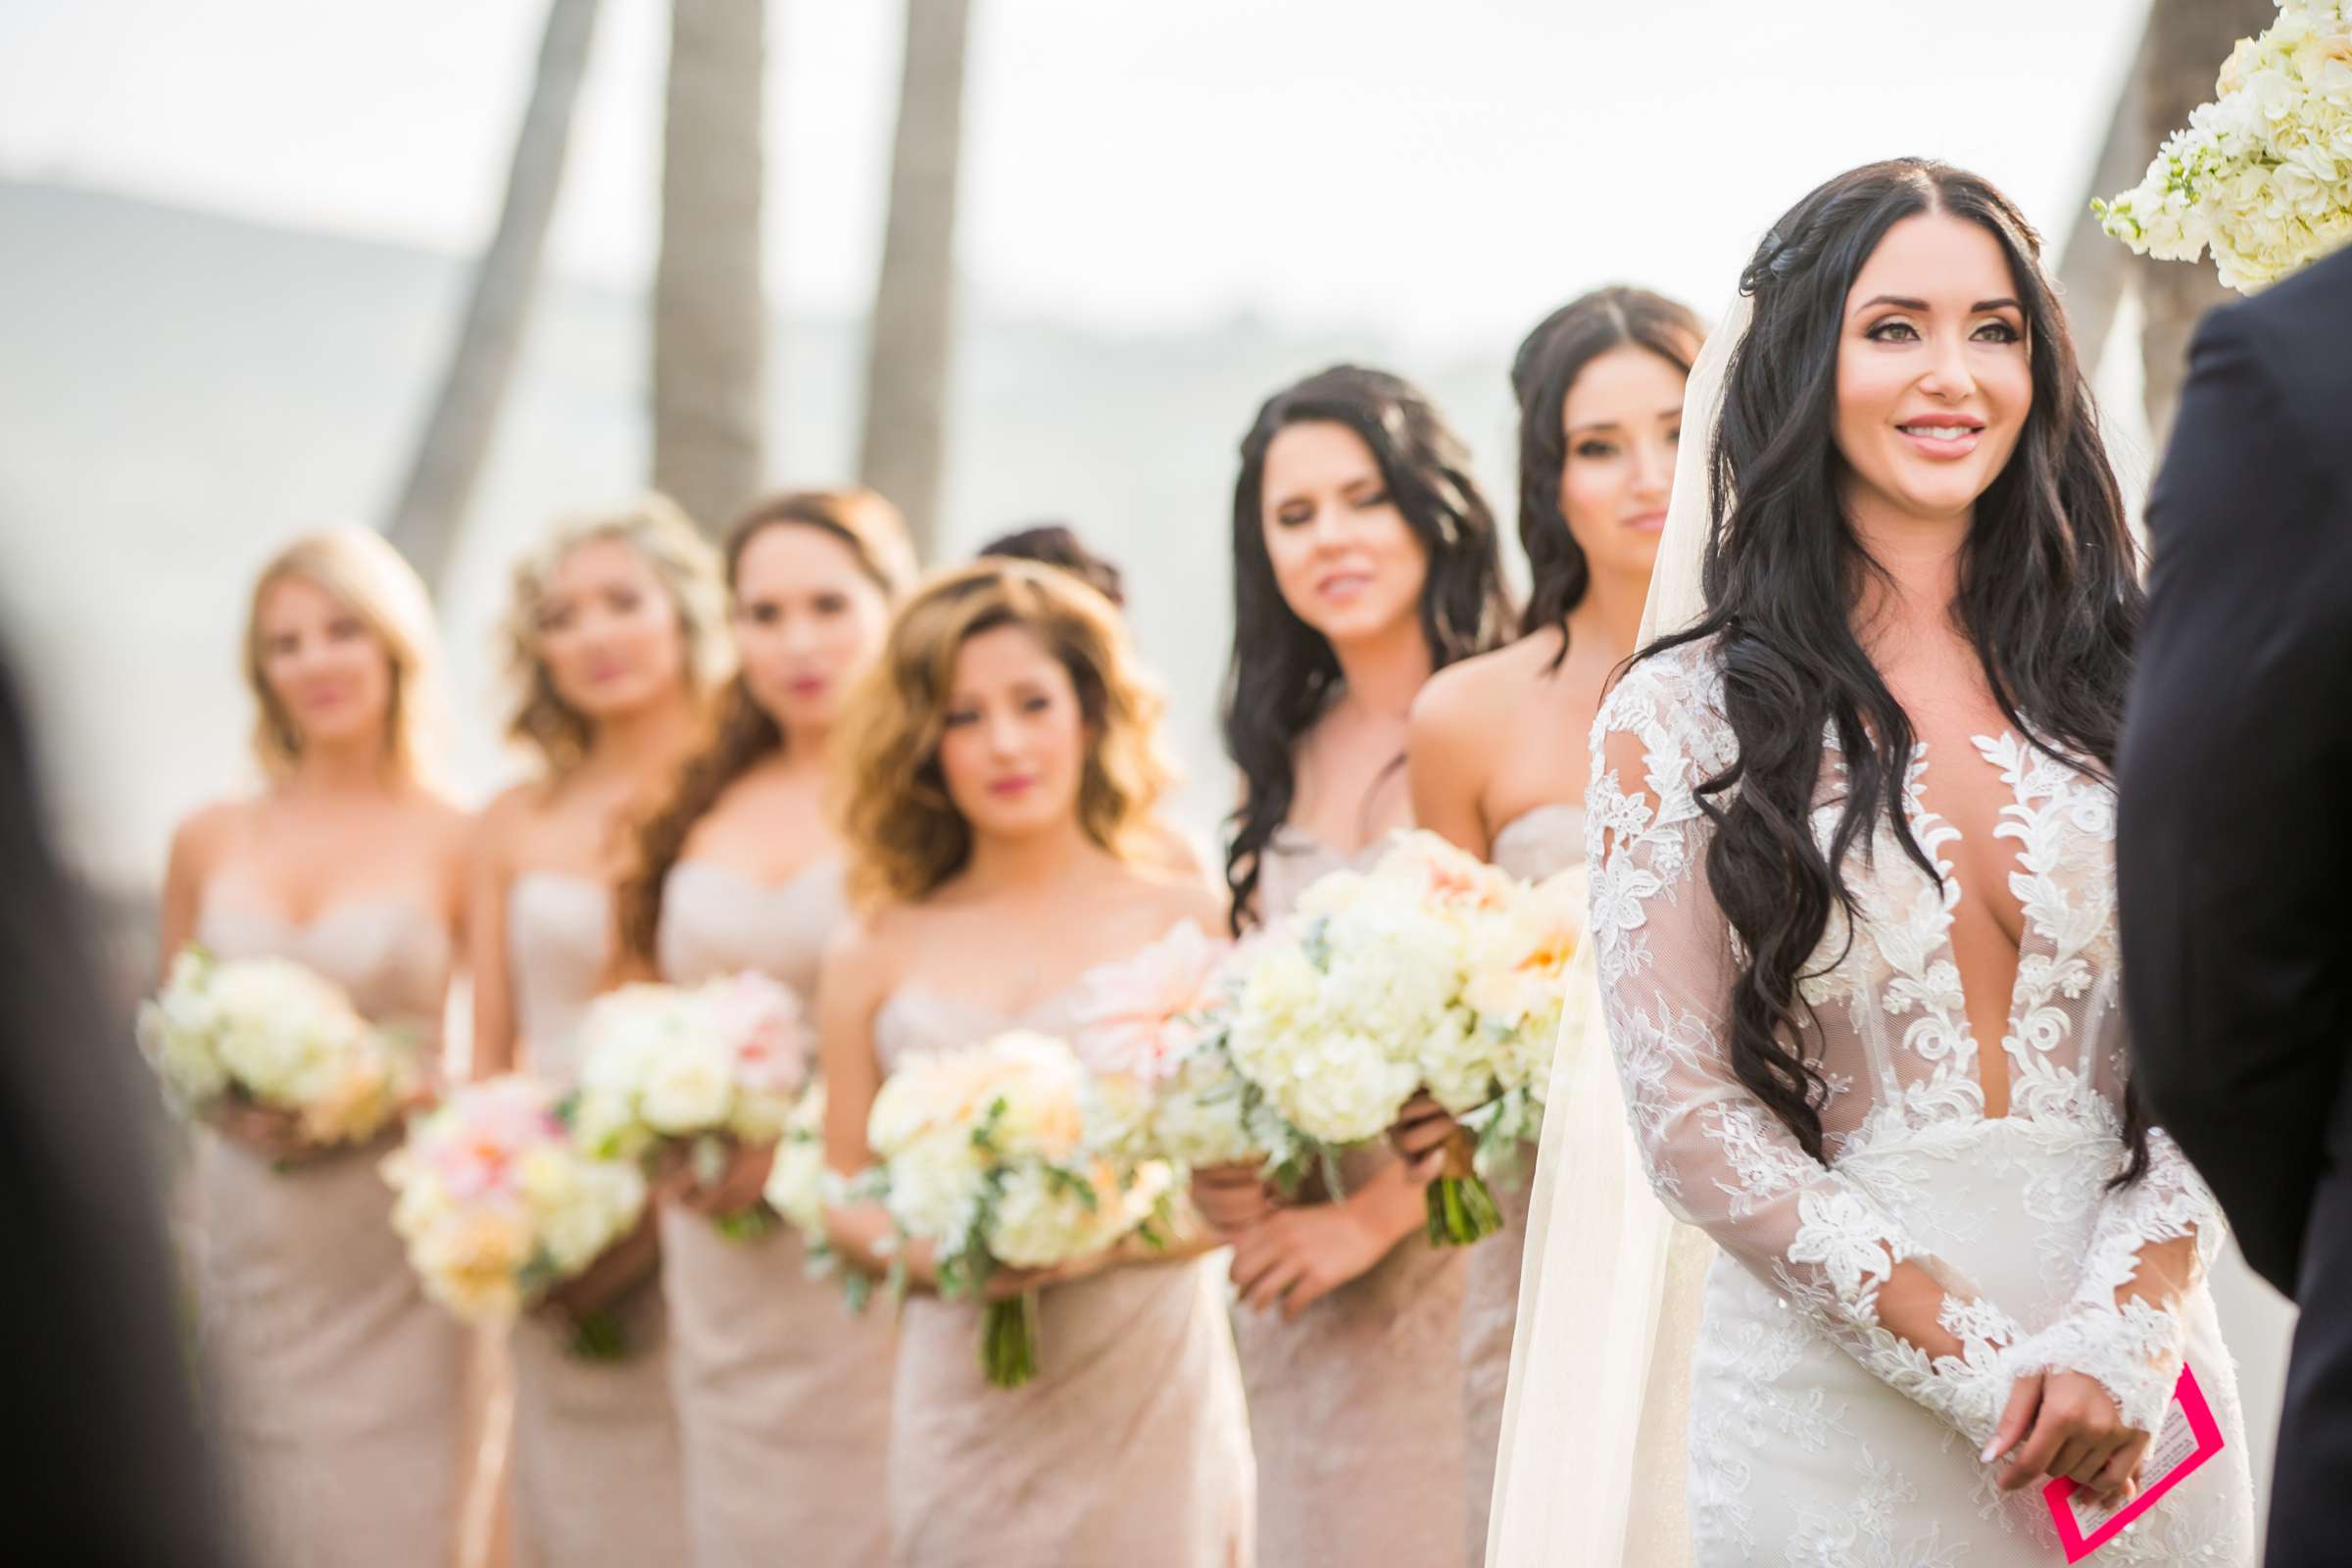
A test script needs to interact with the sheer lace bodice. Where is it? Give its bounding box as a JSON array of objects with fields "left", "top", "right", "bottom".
[{"left": 1590, "top": 637, "right": 2227, "bottom": 1447}]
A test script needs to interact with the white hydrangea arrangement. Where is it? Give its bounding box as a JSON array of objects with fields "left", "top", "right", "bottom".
[
  {"left": 137, "top": 945, "right": 423, "bottom": 1151},
  {"left": 2098, "top": 1, "right": 2352, "bottom": 290},
  {"left": 1225, "top": 831, "right": 1588, "bottom": 1245},
  {"left": 862, "top": 1029, "right": 1174, "bottom": 1387},
  {"left": 572, "top": 973, "right": 815, "bottom": 1236},
  {"left": 381, "top": 1074, "right": 650, "bottom": 1356},
  {"left": 1057, "top": 920, "right": 1298, "bottom": 1181}
]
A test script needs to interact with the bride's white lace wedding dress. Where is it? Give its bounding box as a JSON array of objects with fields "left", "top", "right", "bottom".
[{"left": 1589, "top": 636, "right": 2255, "bottom": 1565}]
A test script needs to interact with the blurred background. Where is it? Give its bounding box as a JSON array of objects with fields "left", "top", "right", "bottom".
[{"left": 0, "top": 0, "right": 2293, "bottom": 1521}]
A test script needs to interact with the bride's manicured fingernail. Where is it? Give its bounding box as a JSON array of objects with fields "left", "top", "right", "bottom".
[{"left": 1980, "top": 1440, "right": 2001, "bottom": 1462}]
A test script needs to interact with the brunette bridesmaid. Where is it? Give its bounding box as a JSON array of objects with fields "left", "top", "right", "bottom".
[
  {"left": 467, "top": 497, "right": 729, "bottom": 1567},
  {"left": 614, "top": 490, "right": 913, "bottom": 1567},
  {"left": 1397, "top": 289, "right": 1702, "bottom": 1559},
  {"left": 157, "top": 526, "right": 468, "bottom": 1567},
  {"left": 1197, "top": 366, "right": 1514, "bottom": 1568}
]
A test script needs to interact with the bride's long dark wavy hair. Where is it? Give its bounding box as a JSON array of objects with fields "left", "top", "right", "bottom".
[
  {"left": 1222, "top": 366, "right": 1513, "bottom": 931},
  {"left": 1645, "top": 158, "right": 2150, "bottom": 1180}
]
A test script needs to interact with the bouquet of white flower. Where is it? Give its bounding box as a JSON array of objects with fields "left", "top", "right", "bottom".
[
  {"left": 1227, "top": 832, "right": 1587, "bottom": 1245},
  {"left": 2098, "top": 0, "right": 2352, "bottom": 290},
  {"left": 863, "top": 1029, "right": 1174, "bottom": 1387},
  {"left": 136, "top": 945, "right": 423, "bottom": 1150},
  {"left": 572, "top": 974, "right": 814, "bottom": 1235},
  {"left": 381, "top": 1074, "right": 650, "bottom": 1356},
  {"left": 1059, "top": 921, "right": 1300, "bottom": 1181}
]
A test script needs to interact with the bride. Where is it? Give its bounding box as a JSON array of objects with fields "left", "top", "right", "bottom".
[{"left": 1512, "top": 158, "right": 2256, "bottom": 1564}]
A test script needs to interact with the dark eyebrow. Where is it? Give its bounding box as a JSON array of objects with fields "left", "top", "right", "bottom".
[
  {"left": 1855, "top": 293, "right": 2024, "bottom": 315},
  {"left": 1565, "top": 420, "right": 1623, "bottom": 438}
]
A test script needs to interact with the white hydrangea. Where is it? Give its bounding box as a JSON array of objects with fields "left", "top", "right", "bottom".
[
  {"left": 1224, "top": 833, "right": 1591, "bottom": 1173},
  {"left": 2099, "top": 1, "right": 2352, "bottom": 290},
  {"left": 760, "top": 1082, "right": 833, "bottom": 1235},
  {"left": 866, "top": 1029, "right": 1166, "bottom": 1278},
  {"left": 136, "top": 946, "right": 418, "bottom": 1146},
  {"left": 381, "top": 1074, "right": 648, "bottom": 1324},
  {"left": 572, "top": 974, "right": 815, "bottom": 1159}
]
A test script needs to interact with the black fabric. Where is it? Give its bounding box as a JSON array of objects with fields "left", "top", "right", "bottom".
[
  {"left": 2118, "top": 243, "right": 2352, "bottom": 1568},
  {"left": 0, "top": 647, "right": 241, "bottom": 1565}
]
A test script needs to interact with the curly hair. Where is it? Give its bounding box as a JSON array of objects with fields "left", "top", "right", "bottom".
[
  {"left": 501, "top": 494, "right": 732, "bottom": 777},
  {"left": 244, "top": 524, "right": 446, "bottom": 784},
  {"left": 834, "top": 560, "right": 1176, "bottom": 907},
  {"left": 1222, "top": 364, "right": 1514, "bottom": 931},
  {"left": 1640, "top": 158, "right": 2149, "bottom": 1181},
  {"left": 619, "top": 488, "right": 914, "bottom": 959}
]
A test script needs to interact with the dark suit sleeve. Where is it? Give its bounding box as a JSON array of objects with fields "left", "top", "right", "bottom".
[
  {"left": 0, "top": 657, "right": 241, "bottom": 1563},
  {"left": 2119, "top": 302, "right": 2352, "bottom": 1298}
]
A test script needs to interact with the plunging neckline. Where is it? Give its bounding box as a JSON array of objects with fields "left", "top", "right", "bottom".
[{"left": 1877, "top": 728, "right": 2112, "bottom": 1121}]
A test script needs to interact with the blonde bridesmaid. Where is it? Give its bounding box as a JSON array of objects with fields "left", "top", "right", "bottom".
[
  {"left": 613, "top": 490, "right": 912, "bottom": 1567},
  {"left": 156, "top": 527, "right": 468, "bottom": 1567},
  {"left": 1397, "top": 288, "right": 1702, "bottom": 1561},
  {"left": 818, "top": 563, "right": 1254, "bottom": 1567},
  {"left": 467, "top": 497, "right": 728, "bottom": 1567},
  {"left": 1195, "top": 366, "right": 1513, "bottom": 1568}
]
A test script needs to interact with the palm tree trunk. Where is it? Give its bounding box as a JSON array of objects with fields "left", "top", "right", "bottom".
[
  {"left": 858, "top": 0, "right": 974, "bottom": 562},
  {"left": 383, "top": 0, "right": 604, "bottom": 590},
  {"left": 2057, "top": 10, "right": 2157, "bottom": 378},
  {"left": 2136, "top": 0, "right": 2272, "bottom": 443},
  {"left": 653, "top": 0, "right": 767, "bottom": 535}
]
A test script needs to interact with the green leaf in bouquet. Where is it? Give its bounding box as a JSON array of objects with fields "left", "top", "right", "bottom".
[
  {"left": 567, "top": 1306, "right": 630, "bottom": 1361},
  {"left": 690, "top": 1132, "right": 731, "bottom": 1191},
  {"left": 712, "top": 1201, "right": 781, "bottom": 1244},
  {"left": 1040, "top": 1162, "right": 1101, "bottom": 1211},
  {"left": 1424, "top": 1170, "right": 1505, "bottom": 1249},
  {"left": 981, "top": 1294, "right": 1041, "bottom": 1389}
]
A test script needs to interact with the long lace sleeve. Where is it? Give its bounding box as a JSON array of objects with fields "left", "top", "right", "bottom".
[
  {"left": 2025, "top": 1126, "right": 2220, "bottom": 1434},
  {"left": 1587, "top": 651, "right": 2024, "bottom": 1447}
]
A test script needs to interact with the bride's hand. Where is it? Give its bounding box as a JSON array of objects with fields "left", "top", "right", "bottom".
[
  {"left": 1190, "top": 1162, "right": 1277, "bottom": 1237},
  {"left": 1387, "top": 1091, "right": 1459, "bottom": 1161},
  {"left": 1987, "top": 1370, "right": 2152, "bottom": 1505}
]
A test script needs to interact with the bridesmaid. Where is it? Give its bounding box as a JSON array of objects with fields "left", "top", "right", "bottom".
[
  {"left": 156, "top": 526, "right": 468, "bottom": 1567},
  {"left": 817, "top": 562, "right": 1254, "bottom": 1567},
  {"left": 613, "top": 489, "right": 913, "bottom": 1568},
  {"left": 1197, "top": 365, "right": 1513, "bottom": 1568},
  {"left": 468, "top": 496, "right": 729, "bottom": 1568},
  {"left": 1396, "top": 288, "right": 1702, "bottom": 1561}
]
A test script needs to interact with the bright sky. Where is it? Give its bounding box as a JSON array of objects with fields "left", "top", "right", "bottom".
[{"left": 0, "top": 0, "right": 2148, "bottom": 353}]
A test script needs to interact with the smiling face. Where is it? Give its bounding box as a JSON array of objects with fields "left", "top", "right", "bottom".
[
  {"left": 1258, "top": 419, "right": 1431, "bottom": 649},
  {"left": 254, "top": 571, "right": 395, "bottom": 755},
  {"left": 1558, "top": 343, "right": 1688, "bottom": 583},
  {"left": 1833, "top": 210, "right": 2033, "bottom": 529},
  {"left": 732, "top": 522, "right": 892, "bottom": 736},
  {"left": 935, "top": 622, "right": 1092, "bottom": 843},
  {"left": 532, "top": 534, "right": 691, "bottom": 722}
]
